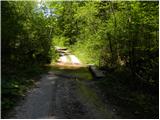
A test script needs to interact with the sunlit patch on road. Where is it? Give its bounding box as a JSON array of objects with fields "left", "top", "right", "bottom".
[
  {"left": 55, "top": 46, "right": 82, "bottom": 67},
  {"left": 69, "top": 55, "right": 81, "bottom": 64}
]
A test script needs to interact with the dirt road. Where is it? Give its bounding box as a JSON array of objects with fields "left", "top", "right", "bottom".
[
  {"left": 58, "top": 55, "right": 81, "bottom": 64},
  {"left": 8, "top": 55, "right": 120, "bottom": 119}
]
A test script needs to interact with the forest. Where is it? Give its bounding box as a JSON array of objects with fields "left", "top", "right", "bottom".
[{"left": 1, "top": 1, "right": 159, "bottom": 119}]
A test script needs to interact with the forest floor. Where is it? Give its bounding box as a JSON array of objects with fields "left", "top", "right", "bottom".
[{"left": 7, "top": 54, "right": 122, "bottom": 119}]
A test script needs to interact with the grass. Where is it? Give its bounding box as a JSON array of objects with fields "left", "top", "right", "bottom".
[
  {"left": 96, "top": 68, "right": 159, "bottom": 119},
  {"left": 47, "top": 64, "right": 93, "bottom": 80},
  {"left": 76, "top": 80, "right": 113, "bottom": 118},
  {"left": 2, "top": 60, "right": 158, "bottom": 119},
  {"left": 1, "top": 64, "right": 50, "bottom": 118}
]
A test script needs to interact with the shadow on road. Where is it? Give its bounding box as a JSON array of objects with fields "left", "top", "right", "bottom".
[{"left": 8, "top": 63, "right": 121, "bottom": 119}]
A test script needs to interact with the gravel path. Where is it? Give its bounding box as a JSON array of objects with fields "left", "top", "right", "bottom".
[
  {"left": 59, "top": 56, "right": 68, "bottom": 63},
  {"left": 8, "top": 69, "right": 120, "bottom": 119},
  {"left": 9, "top": 73, "right": 91, "bottom": 118},
  {"left": 9, "top": 73, "right": 58, "bottom": 119},
  {"left": 68, "top": 55, "right": 81, "bottom": 64},
  {"left": 58, "top": 54, "right": 81, "bottom": 65},
  {"left": 8, "top": 54, "right": 120, "bottom": 119}
]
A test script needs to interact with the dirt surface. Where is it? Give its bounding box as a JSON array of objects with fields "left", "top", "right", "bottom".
[
  {"left": 8, "top": 68, "right": 120, "bottom": 118},
  {"left": 8, "top": 55, "right": 121, "bottom": 119},
  {"left": 58, "top": 54, "right": 81, "bottom": 65}
]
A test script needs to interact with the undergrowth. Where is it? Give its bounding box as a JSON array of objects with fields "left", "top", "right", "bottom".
[
  {"left": 96, "top": 68, "right": 159, "bottom": 119},
  {"left": 1, "top": 64, "right": 50, "bottom": 118}
]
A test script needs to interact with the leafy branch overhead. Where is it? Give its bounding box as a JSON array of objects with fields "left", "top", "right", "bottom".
[{"left": 1, "top": 1, "right": 158, "bottom": 119}]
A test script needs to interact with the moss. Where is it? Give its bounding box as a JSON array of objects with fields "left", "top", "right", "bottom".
[
  {"left": 49, "top": 65, "right": 93, "bottom": 80},
  {"left": 76, "top": 81, "right": 113, "bottom": 118}
]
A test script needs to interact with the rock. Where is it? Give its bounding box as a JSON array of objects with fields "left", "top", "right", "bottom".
[{"left": 89, "top": 65, "right": 105, "bottom": 78}]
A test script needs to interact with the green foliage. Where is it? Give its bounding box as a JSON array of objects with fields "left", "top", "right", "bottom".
[
  {"left": 1, "top": 63, "right": 50, "bottom": 118},
  {"left": 1, "top": 1, "right": 56, "bottom": 115},
  {"left": 47, "top": 1, "right": 158, "bottom": 82},
  {"left": 2, "top": 1, "right": 158, "bottom": 118},
  {"left": 96, "top": 69, "right": 158, "bottom": 118},
  {"left": 48, "top": 2, "right": 158, "bottom": 118},
  {"left": 2, "top": 1, "right": 57, "bottom": 66},
  {"left": 52, "top": 36, "right": 70, "bottom": 47}
]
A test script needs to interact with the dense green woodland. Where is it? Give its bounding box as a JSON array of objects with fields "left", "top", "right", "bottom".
[{"left": 2, "top": 1, "right": 159, "bottom": 118}]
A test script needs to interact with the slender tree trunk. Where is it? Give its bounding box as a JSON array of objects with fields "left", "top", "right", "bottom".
[
  {"left": 127, "top": 2, "right": 136, "bottom": 88},
  {"left": 110, "top": 1, "right": 118, "bottom": 65}
]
